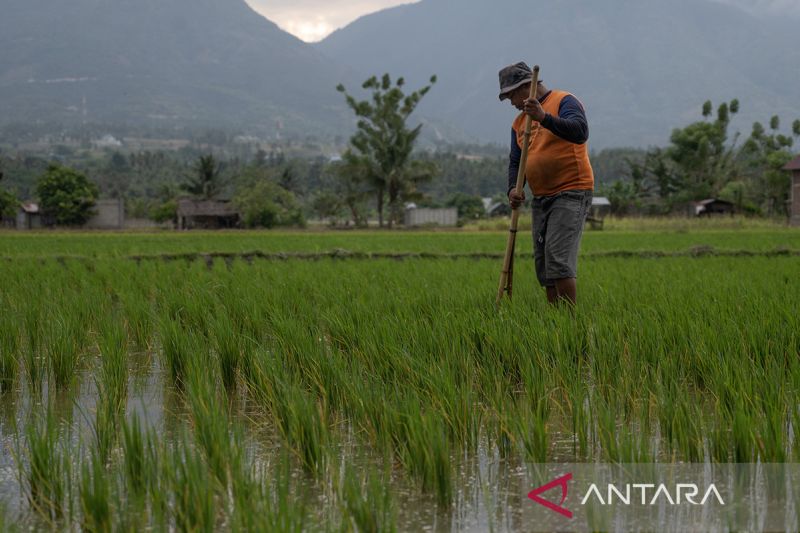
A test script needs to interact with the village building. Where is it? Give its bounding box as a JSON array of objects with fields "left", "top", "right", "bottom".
[
  {"left": 85, "top": 198, "right": 125, "bottom": 229},
  {"left": 587, "top": 196, "right": 611, "bottom": 229},
  {"left": 784, "top": 155, "right": 800, "bottom": 227},
  {"left": 689, "top": 198, "right": 735, "bottom": 217},
  {"left": 403, "top": 204, "right": 458, "bottom": 227},
  {"left": 176, "top": 197, "right": 240, "bottom": 230},
  {"left": 15, "top": 203, "right": 43, "bottom": 230}
]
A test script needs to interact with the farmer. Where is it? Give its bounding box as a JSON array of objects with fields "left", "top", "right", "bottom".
[{"left": 499, "top": 61, "right": 594, "bottom": 306}]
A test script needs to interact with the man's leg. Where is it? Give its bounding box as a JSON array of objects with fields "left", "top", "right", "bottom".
[
  {"left": 546, "top": 285, "right": 559, "bottom": 304},
  {"left": 543, "top": 190, "right": 591, "bottom": 307},
  {"left": 532, "top": 197, "right": 554, "bottom": 299},
  {"left": 554, "top": 277, "right": 577, "bottom": 306}
]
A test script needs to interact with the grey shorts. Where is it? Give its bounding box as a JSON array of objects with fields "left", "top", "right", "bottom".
[{"left": 531, "top": 189, "right": 592, "bottom": 287}]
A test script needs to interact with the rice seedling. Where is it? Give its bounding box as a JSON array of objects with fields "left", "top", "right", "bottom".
[
  {"left": 340, "top": 466, "right": 397, "bottom": 533},
  {"left": 92, "top": 320, "right": 129, "bottom": 460},
  {"left": 23, "top": 304, "right": 45, "bottom": 394},
  {"left": 1, "top": 230, "right": 799, "bottom": 529},
  {"left": 210, "top": 308, "right": 242, "bottom": 392},
  {"left": 168, "top": 433, "right": 217, "bottom": 533},
  {"left": 22, "top": 409, "right": 71, "bottom": 524},
  {"left": 79, "top": 451, "right": 111, "bottom": 533},
  {"left": 0, "top": 312, "right": 20, "bottom": 394},
  {"left": 46, "top": 312, "right": 85, "bottom": 390},
  {"left": 185, "top": 358, "right": 242, "bottom": 490}
]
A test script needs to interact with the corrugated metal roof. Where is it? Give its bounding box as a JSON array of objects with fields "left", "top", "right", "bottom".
[{"left": 592, "top": 196, "right": 611, "bottom": 206}]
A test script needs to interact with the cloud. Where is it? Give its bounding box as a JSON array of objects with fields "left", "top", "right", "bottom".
[
  {"left": 709, "top": 0, "right": 800, "bottom": 15},
  {"left": 245, "top": 0, "right": 420, "bottom": 42}
]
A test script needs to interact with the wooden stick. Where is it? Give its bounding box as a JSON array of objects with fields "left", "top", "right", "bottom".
[{"left": 495, "top": 65, "right": 540, "bottom": 307}]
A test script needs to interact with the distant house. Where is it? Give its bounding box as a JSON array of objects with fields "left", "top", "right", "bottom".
[
  {"left": 404, "top": 206, "right": 458, "bottom": 227},
  {"left": 85, "top": 198, "right": 125, "bottom": 229},
  {"left": 690, "top": 198, "right": 735, "bottom": 217},
  {"left": 176, "top": 197, "right": 240, "bottom": 229},
  {"left": 15, "top": 203, "right": 43, "bottom": 230},
  {"left": 586, "top": 196, "right": 611, "bottom": 229},
  {"left": 482, "top": 197, "right": 511, "bottom": 218},
  {"left": 784, "top": 155, "right": 800, "bottom": 227}
]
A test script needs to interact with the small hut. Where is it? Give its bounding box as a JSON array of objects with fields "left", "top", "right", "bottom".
[
  {"left": 176, "top": 197, "right": 240, "bottom": 229},
  {"left": 784, "top": 155, "right": 800, "bottom": 227},
  {"left": 690, "top": 198, "right": 735, "bottom": 217},
  {"left": 15, "top": 203, "right": 43, "bottom": 230},
  {"left": 586, "top": 196, "right": 611, "bottom": 229}
]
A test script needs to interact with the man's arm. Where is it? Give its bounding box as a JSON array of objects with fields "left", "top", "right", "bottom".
[
  {"left": 540, "top": 95, "right": 588, "bottom": 144},
  {"left": 508, "top": 128, "right": 521, "bottom": 196}
]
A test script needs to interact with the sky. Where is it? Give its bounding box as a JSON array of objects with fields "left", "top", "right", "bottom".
[
  {"left": 247, "top": 0, "right": 799, "bottom": 42},
  {"left": 246, "top": 0, "right": 420, "bottom": 42}
]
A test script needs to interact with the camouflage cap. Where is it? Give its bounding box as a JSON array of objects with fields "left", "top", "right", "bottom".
[{"left": 498, "top": 61, "right": 533, "bottom": 101}]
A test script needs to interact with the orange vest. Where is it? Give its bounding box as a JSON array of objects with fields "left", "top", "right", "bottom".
[{"left": 513, "top": 90, "right": 594, "bottom": 197}]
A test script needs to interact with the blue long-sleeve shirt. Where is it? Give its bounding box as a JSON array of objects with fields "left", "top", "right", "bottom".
[{"left": 507, "top": 91, "right": 588, "bottom": 195}]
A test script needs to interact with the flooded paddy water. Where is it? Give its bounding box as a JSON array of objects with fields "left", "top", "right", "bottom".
[{"left": 1, "top": 231, "right": 799, "bottom": 531}]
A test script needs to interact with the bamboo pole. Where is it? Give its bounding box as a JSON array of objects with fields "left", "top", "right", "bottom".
[{"left": 495, "top": 65, "right": 540, "bottom": 307}]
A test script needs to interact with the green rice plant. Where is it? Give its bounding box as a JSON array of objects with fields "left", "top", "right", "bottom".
[
  {"left": 243, "top": 347, "right": 329, "bottom": 477},
  {"left": 394, "top": 399, "right": 452, "bottom": 506},
  {"left": 0, "top": 312, "right": 20, "bottom": 393},
  {"left": 185, "top": 360, "right": 242, "bottom": 491},
  {"left": 340, "top": 466, "right": 396, "bottom": 533},
  {"left": 23, "top": 304, "right": 45, "bottom": 393},
  {"left": 231, "top": 455, "right": 307, "bottom": 532},
  {"left": 210, "top": 308, "right": 241, "bottom": 392},
  {"left": 120, "top": 412, "right": 157, "bottom": 503},
  {"left": 98, "top": 318, "right": 128, "bottom": 414},
  {"left": 47, "top": 312, "right": 85, "bottom": 390},
  {"left": 93, "top": 319, "right": 129, "bottom": 461},
  {"left": 0, "top": 501, "right": 8, "bottom": 533},
  {"left": 23, "top": 409, "right": 70, "bottom": 523},
  {"left": 168, "top": 435, "right": 216, "bottom": 533},
  {"left": 514, "top": 398, "right": 549, "bottom": 463},
  {"left": 79, "top": 451, "right": 111, "bottom": 533},
  {"left": 157, "top": 313, "right": 204, "bottom": 387}
]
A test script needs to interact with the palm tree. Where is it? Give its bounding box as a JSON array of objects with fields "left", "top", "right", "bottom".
[{"left": 181, "top": 155, "right": 224, "bottom": 200}]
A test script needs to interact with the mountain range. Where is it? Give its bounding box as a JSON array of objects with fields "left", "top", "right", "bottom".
[
  {"left": 0, "top": 0, "right": 351, "bottom": 137},
  {"left": 317, "top": 0, "right": 800, "bottom": 148},
  {"left": 0, "top": 0, "right": 798, "bottom": 148}
]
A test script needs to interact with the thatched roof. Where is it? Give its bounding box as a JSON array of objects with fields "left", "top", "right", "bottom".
[{"left": 177, "top": 198, "right": 239, "bottom": 217}]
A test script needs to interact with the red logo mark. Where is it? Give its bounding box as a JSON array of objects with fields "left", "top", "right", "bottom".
[{"left": 528, "top": 473, "right": 573, "bottom": 519}]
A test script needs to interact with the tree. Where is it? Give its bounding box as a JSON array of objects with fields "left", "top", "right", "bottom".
[
  {"left": 739, "top": 115, "right": 799, "bottom": 216},
  {"left": 233, "top": 179, "right": 304, "bottom": 229},
  {"left": 624, "top": 100, "right": 742, "bottom": 212},
  {"left": 445, "top": 192, "right": 485, "bottom": 223},
  {"left": 666, "top": 99, "right": 740, "bottom": 201},
  {"left": 337, "top": 73, "right": 438, "bottom": 228},
  {"left": 36, "top": 164, "right": 99, "bottom": 226},
  {"left": 326, "top": 160, "right": 371, "bottom": 227},
  {"left": 181, "top": 154, "right": 225, "bottom": 199},
  {"left": 0, "top": 172, "right": 18, "bottom": 219}
]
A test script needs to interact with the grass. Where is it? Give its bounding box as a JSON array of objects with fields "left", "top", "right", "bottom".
[{"left": 0, "top": 228, "right": 798, "bottom": 529}]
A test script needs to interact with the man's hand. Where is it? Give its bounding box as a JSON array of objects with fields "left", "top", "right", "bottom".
[
  {"left": 524, "top": 97, "right": 546, "bottom": 122},
  {"left": 508, "top": 188, "right": 526, "bottom": 209}
]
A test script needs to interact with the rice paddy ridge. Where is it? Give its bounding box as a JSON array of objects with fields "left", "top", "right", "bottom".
[{"left": 1, "top": 245, "right": 798, "bottom": 265}]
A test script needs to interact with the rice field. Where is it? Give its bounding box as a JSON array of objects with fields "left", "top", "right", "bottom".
[{"left": 0, "top": 227, "right": 798, "bottom": 531}]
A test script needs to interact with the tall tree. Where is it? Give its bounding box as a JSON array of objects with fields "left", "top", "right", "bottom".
[
  {"left": 337, "top": 73, "right": 438, "bottom": 228},
  {"left": 36, "top": 164, "right": 99, "bottom": 226},
  {"left": 0, "top": 171, "right": 19, "bottom": 219},
  {"left": 739, "top": 115, "right": 799, "bottom": 215},
  {"left": 181, "top": 154, "right": 225, "bottom": 200}
]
